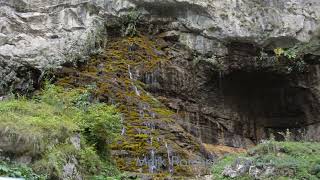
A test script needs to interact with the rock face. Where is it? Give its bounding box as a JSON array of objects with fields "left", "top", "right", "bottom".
[
  {"left": 1, "top": 0, "right": 320, "bottom": 152},
  {"left": 126, "top": 0, "right": 320, "bottom": 146},
  {"left": 0, "top": 0, "right": 107, "bottom": 95}
]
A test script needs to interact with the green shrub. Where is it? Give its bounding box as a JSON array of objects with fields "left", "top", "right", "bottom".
[
  {"left": 272, "top": 46, "right": 307, "bottom": 73},
  {"left": 212, "top": 141, "right": 320, "bottom": 180},
  {"left": 0, "top": 162, "right": 46, "bottom": 180},
  {"left": 212, "top": 154, "right": 239, "bottom": 180},
  {"left": 0, "top": 84, "right": 122, "bottom": 179},
  {"left": 78, "top": 104, "right": 122, "bottom": 157}
]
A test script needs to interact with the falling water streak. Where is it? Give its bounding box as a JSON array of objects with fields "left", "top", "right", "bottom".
[
  {"left": 147, "top": 74, "right": 151, "bottom": 84},
  {"left": 150, "top": 112, "right": 156, "bottom": 118},
  {"left": 131, "top": 81, "right": 140, "bottom": 97},
  {"left": 120, "top": 115, "right": 126, "bottom": 135},
  {"left": 136, "top": 69, "right": 140, "bottom": 79},
  {"left": 134, "top": 85, "right": 141, "bottom": 96},
  {"left": 121, "top": 127, "right": 126, "bottom": 136},
  {"left": 165, "top": 142, "right": 174, "bottom": 174},
  {"left": 218, "top": 71, "right": 225, "bottom": 113},
  {"left": 149, "top": 149, "right": 156, "bottom": 173},
  {"left": 128, "top": 65, "right": 133, "bottom": 80}
]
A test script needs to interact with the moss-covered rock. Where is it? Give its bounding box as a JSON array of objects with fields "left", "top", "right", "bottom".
[{"left": 55, "top": 35, "right": 205, "bottom": 177}]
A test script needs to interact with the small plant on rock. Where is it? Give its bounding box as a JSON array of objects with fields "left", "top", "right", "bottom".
[
  {"left": 273, "top": 46, "right": 307, "bottom": 73},
  {"left": 274, "top": 46, "right": 299, "bottom": 60},
  {"left": 120, "top": 9, "right": 142, "bottom": 37}
]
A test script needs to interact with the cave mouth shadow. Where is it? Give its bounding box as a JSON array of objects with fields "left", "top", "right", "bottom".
[{"left": 220, "top": 70, "right": 308, "bottom": 141}]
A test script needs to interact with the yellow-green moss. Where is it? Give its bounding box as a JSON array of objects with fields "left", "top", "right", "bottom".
[{"left": 55, "top": 35, "right": 199, "bottom": 177}]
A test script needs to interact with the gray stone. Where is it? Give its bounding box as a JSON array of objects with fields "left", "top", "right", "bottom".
[
  {"left": 70, "top": 133, "right": 81, "bottom": 150},
  {"left": 1, "top": 0, "right": 320, "bottom": 95},
  {"left": 222, "top": 158, "right": 253, "bottom": 178},
  {"left": 63, "top": 162, "right": 82, "bottom": 180},
  {"left": 249, "top": 166, "right": 262, "bottom": 179}
]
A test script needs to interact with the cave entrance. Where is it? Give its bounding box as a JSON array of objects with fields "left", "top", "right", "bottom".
[{"left": 221, "top": 70, "right": 308, "bottom": 141}]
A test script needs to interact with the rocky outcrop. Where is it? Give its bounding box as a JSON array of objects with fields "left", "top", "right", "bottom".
[
  {"left": 128, "top": 0, "right": 320, "bottom": 146},
  {"left": 1, "top": 0, "right": 320, "bottom": 95},
  {"left": 0, "top": 0, "right": 107, "bottom": 95}
]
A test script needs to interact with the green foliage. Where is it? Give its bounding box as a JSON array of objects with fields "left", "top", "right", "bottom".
[
  {"left": 212, "top": 141, "right": 320, "bottom": 180},
  {"left": 211, "top": 154, "right": 240, "bottom": 180},
  {"left": 274, "top": 46, "right": 307, "bottom": 73},
  {"left": 274, "top": 46, "right": 299, "bottom": 60},
  {"left": 278, "top": 129, "right": 292, "bottom": 141},
  {"left": 78, "top": 104, "right": 122, "bottom": 157},
  {"left": 274, "top": 48, "right": 285, "bottom": 58},
  {"left": 0, "top": 161, "right": 46, "bottom": 180},
  {"left": 0, "top": 84, "right": 122, "bottom": 179},
  {"left": 33, "top": 144, "right": 76, "bottom": 178},
  {"left": 283, "top": 46, "right": 299, "bottom": 60},
  {"left": 120, "top": 9, "right": 142, "bottom": 37}
]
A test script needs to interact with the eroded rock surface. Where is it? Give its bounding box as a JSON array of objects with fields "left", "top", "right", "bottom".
[
  {"left": 0, "top": 0, "right": 107, "bottom": 94},
  {"left": 1, "top": 0, "right": 320, "bottom": 94},
  {"left": 1, "top": 0, "right": 320, "bottom": 162}
]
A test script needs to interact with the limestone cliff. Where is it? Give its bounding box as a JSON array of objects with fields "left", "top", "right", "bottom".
[
  {"left": 1, "top": 0, "right": 320, "bottom": 177},
  {"left": 1, "top": 0, "right": 320, "bottom": 94}
]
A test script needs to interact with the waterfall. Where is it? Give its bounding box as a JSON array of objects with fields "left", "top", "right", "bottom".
[
  {"left": 120, "top": 115, "right": 126, "bottom": 136},
  {"left": 121, "top": 127, "right": 126, "bottom": 136},
  {"left": 128, "top": 65, "right": 133, "bottom": 80},
  {"left": 133, "top": 85, "right": 141, "bottom": 96},
  {"left": 144, "top": 71, "right": 159, "bottom": 89},
  {"left": 149, "top": 149, "right": 157, "bottom": 173},
  {"left": 128, "top": 65, "right": 141, "bottom": 96},
  {"left": 165, "top": 142, "right": 174, "bottom": 174},
  {"left": 218, "top": 71, "right": 225, "bottom": 113},
  {"left": 136, "top": 69, "right": 140, "bottom": 79}
]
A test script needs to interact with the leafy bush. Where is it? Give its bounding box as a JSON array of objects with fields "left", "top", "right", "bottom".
[
  {"left": 274, "top": 47, "right": 299, "bottom": 60},
  {"left": 78, "top": 104, "right": 122, "bottom": 157},
  {"left": 272, "top": 46, "right": 307, "bottom": 73},
  {"left": 0, "top": 162, "right": 46, "bottom": 180},
  {"left": 212, "top": 141, "right": 320, "bottom": 180},
  {"left": 0, "top": 84, "right": 122, "bottom": 179}
]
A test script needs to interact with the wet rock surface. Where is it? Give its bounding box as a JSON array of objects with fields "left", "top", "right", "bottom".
[
  {"left": 55, "top": 35, "right": 212, "bottom": 177},
  {"left": 1, "top": 0, "right": 320, "bottom": 178},
  {"left": 144, "top": 38, "right": 320, "bottom": 147}
]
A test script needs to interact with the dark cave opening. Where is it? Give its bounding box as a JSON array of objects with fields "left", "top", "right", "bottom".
[{"left": 221, "top": 70, "right": 309, "bottom": 141}]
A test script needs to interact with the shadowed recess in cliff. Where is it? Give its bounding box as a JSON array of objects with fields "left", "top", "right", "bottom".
[
  {"left": 128, "top": 0, "right": 212, "bottom": 21},
  {"left": 220, "top": 70, "right": 314, "bottom": 140}
]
